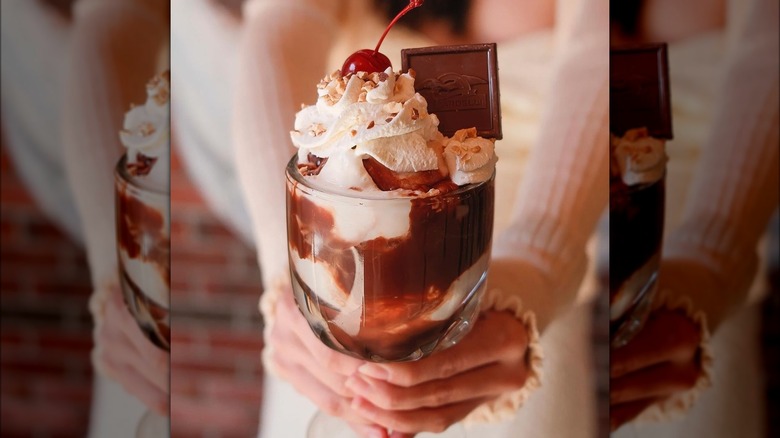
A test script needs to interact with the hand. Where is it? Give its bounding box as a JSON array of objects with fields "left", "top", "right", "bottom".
[
  {"left": 610, "top": 308, "right": 702, "bottom": 431},
  {"left": 93, "top": 285, "right": 169, "bottom": 415},
  {"left": 265, "top": 287, "right": 379, "bottom": 430},
  {"left": 344, "top": 311, "right": 531, "bottom": 435}
]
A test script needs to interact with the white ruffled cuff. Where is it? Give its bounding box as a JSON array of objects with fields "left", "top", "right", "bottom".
[
  {"left": 87, "top": 279, "right": 117, "bottom": 378},
  {"left": 633, "top": 289, "right": 714, "bottom": 423},
  {"left": 462, "top": 286, "right": 544, "bottom": 425},
  {"left": 258, "top": 272, "right": 290, "bottom": 378}
]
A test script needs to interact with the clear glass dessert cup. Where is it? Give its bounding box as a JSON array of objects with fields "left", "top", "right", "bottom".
[
  {"left": 609, "top": 172, "right": 666, "bottom": 348},
  {"left": 114, "top": 156, "right": 170, "bottom": 437},
  {"left": 286, "top": 155, "right": 494, "bottom": 436}
]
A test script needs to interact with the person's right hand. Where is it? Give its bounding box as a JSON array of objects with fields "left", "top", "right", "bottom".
[
  {"left": 92, "top": 286, "right": 169, "bottom": 415},
  {"left": 610, "top": 308, "right": 702, "bottom": 430},
  {"left": 266, "top": 286, "right": 396, "bottom": 435}
]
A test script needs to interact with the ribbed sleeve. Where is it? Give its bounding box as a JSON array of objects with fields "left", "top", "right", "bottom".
[
  {"left": 663, "top": 0, "right": 779, "bottom": 332},
  {"left": 233, "top": 0, "right": 341, "bottom": 291},
  {"left": 486, "top": 0, "right": 609, "bottom": 332},
  {"left": 60, "top": 0, "right": 167, "bottom": 312}
]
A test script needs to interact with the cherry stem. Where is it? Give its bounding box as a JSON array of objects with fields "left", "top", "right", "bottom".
[{"left": 373, "top": 0, "right": 424, "bottom": 54}]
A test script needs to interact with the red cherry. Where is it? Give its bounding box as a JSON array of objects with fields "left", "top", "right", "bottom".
[
  {"left": 342, "top": 49, "right": 392, "bottom": 76},
  {"left": 340, "top": 0, "right": 424, "bottom": 76}
]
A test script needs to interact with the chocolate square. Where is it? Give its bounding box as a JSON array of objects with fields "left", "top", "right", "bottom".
[
  {"left": 610, "top": 43, "right": 673, "bottom": 139},
  {"left": 402, "top": 43, "right": 502, "bottom": 139}
]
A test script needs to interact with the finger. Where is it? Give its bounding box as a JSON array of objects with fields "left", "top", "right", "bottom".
[
  {"left": 347, "top": 362, "right": 526, "bottom": 410},
  {"left": 348, "top": 422, "right": 390, "bottom": 438},
  {"left": 611, "top": 361, "right": 700, "bottom": 404},
  {"left": 278, "top": 289, "right": 365, "bottom": 377},
  {"left": 358, "top": 311, "right": 528, "bottom": 387},
  {"left": 352, "top": 395, "right": 488, "bottom": 435},
  {"left": 104, "top": 291, "right": 169, "bottom": 391},
  {"left": 610, "top": 397, "right": 663, "bottom": 432},
  {"left": 268, "top": 317, "right": 354, "bottom": 398},
  {"left": 611, "top": 309, "right": 701, "bottom": 378},
  {"left": 273, "top": 351, "right": 370, "bottom": 426},
  {"left": 102, "top": 351, "right": 168, "bottom": 415}
]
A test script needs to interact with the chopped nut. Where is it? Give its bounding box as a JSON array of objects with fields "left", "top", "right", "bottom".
[
  {"left": 350, "top": 129, "right": 357, "bottom": 136},
  {"left": 153, "top": 88, "right": 169, "bottom": 106},
  {"left": 385, "top": 117, "right": 393, "bottom": 123},
  {"left": 367, "top": 121, "right": 375, "bottom": 129},
  {"left": 139, "top": 123, "right": 156, "bottom": 136},
  {"left": 309, "top": 123, "right": 327, "bottom": 136},
  {"left": 411, "top": 108, "right": 419, "bottom": 120}
]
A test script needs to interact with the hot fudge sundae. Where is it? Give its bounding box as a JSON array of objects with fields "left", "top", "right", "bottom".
[
  {"left": 115, "top": 71, "right": 171, "bottom": 350},
  {"left": 287, "top": 66, "right": 497, "bottom": 361}
]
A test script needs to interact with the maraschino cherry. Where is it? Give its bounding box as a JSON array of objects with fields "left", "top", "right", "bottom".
[{"left": 341, "top": 0, "right": 424, "bottom": 75}]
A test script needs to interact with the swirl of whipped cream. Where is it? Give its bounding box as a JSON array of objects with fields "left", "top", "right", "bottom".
[
  {"left": 611, "top": 128, "right": 667, "bottom": 186},
  {"left": 120, "top": 71, "right": 170, "bottom": 190},
  {"left": 443, "top": 128, "right": 497, "bottom": 185},
  {"left": 291, "top": 68, "right": 444, "bottom": 191}
]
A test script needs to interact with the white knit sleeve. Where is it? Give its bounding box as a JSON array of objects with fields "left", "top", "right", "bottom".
[
  {"left": 61, "top": 0, "right": 167, "bottom": 321},
  {"left": 636, "top": 0, "right": 778, "bottom": 423},
  {"left": 465, "top": 0, "right": 609, "bottom": 423},
  {"left": 233, "top": 0, "right": 341, "bottom": 292},
  {"left": 662, "top": 0, "right": 779, "bottom": 333}
]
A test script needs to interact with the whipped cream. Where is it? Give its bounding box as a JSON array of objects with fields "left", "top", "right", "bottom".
[
  {"left": 120, "top": 71, "right": 170, "bottom": 191},
  {"left": 291, "top": 68, "right": 496, "bottom": 193},
  {"left": 611, "top": 128, "right": 667, "bottom": 186},
  {"left": 443, "top": 128, "right": 498, "bottom": 185}
]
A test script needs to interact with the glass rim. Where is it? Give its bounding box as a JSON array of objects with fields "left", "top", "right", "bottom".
[
  {"left": 114, "top": 155, "right": 170, "bottom": 199},
  {"left": 285, "top": 154, "right": 495, "bottom": 201}
]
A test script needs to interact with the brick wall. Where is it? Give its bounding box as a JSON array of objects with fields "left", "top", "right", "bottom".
[
  {"left": 0, "top": 136, "right": 268, "bottom": 438},
  {"left": 169, "top": 146, "right": 266, "bottom": 438},
  {"left": 0, "top": 143, "right": 95, "bottom": 437}
]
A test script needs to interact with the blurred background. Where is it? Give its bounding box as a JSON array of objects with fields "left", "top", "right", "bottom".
[
  {"left": 1, "top": 133, "right": 95, "bottom": 436},
  {"left": 169, "top": 142, "right": 265, "bottom": 438}
]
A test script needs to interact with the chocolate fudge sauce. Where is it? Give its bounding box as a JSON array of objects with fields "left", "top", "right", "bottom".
[{"left": 287, "top": 171, "right": 494, "bottom": 361}]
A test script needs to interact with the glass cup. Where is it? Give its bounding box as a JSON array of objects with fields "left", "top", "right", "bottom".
[
  {"left": 286, "top": 155, "right": 494, "bottom": 435},
  {"left": 609, "top": 172, "right": 666, "bottom": 348},
  {"left": 114, "top": 155, "right": 170, "bottom": 437}
]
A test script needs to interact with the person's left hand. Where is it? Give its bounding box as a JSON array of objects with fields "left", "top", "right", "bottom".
[{"left": 344, "top": 310, "right": 531, "bottom": 435}]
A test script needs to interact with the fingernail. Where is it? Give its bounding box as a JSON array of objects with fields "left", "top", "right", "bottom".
[{"left": 358, "top": 364, "right": 389, "bottom": 380}]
